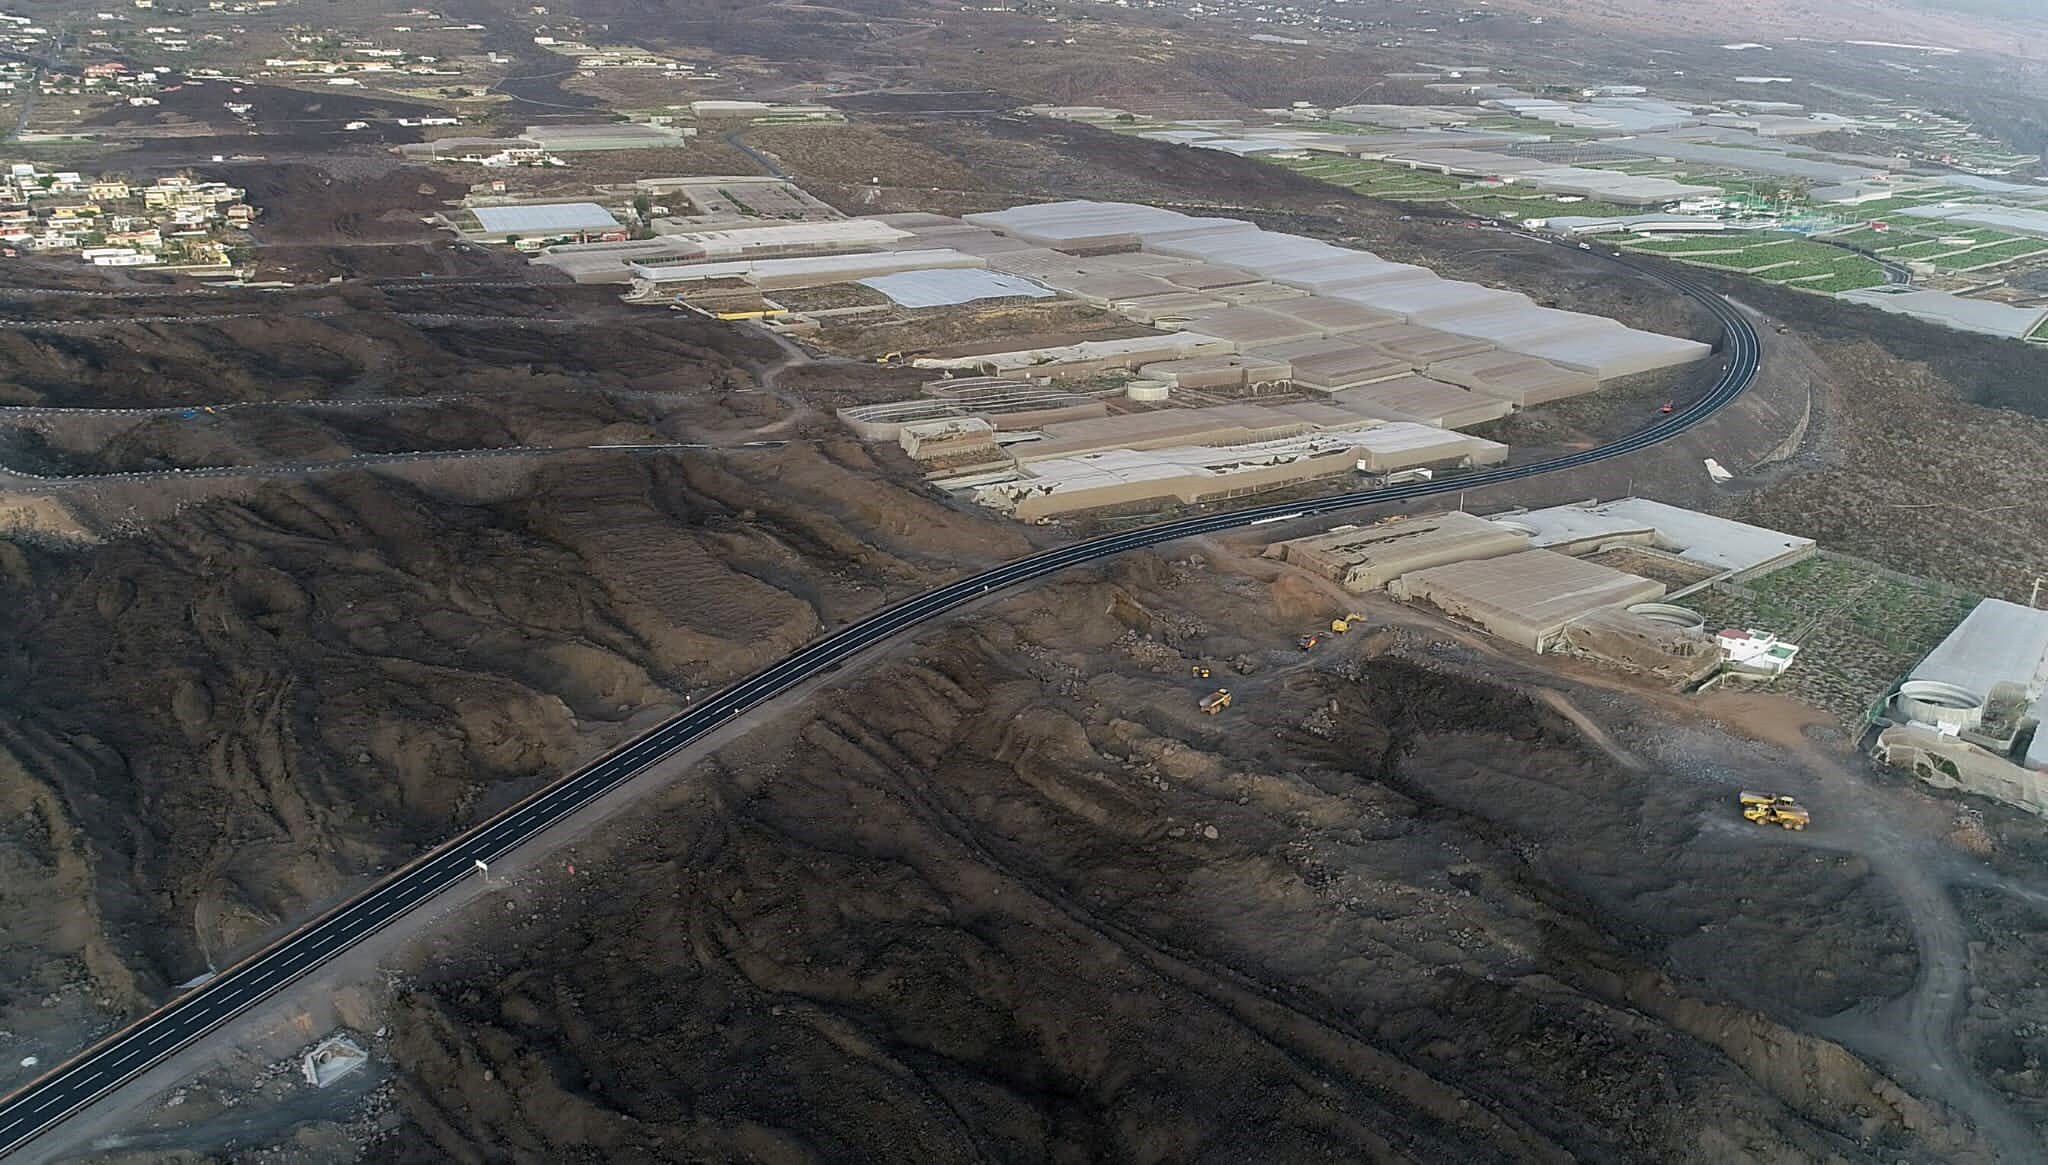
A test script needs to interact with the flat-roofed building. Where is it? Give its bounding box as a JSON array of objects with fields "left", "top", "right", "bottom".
[
  {"left": 1503, "top": 498, "right": 1816, "bottom": 577},
  {"left": 1426, "top": 351, "right": 1598, "bottom": 406},
  {"left": 1350, "top": 323, "right": 1496, "bottom": 364},
  {"left": 1392, "top": 549, "right": 1667, "bottom": 650},
  {"left": 1284, "top": 344, "right": 1415, "bottom": 390},
  {"left": 1328, "top": 374, "right": 1515, "bottom": 429},
  {"left": 1263, "top": 296, "right": 1403, "bottom": 335},
  {"left": 1268, "top": 510, "right": 1531, "bottom": 591},
  {"left": 1140, "top": 353, "right": 1293, "bottom": 392},
  {"left": 1161, "top": 307, "right": 1326, "bottom": 347}
]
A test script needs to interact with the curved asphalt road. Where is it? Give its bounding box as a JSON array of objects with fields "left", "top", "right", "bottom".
[{"left": 0, "top": 255, "right": 1758, "bottom": 1157}]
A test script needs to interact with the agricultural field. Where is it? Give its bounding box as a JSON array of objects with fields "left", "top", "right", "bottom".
[
  {"left": 1818, "top": 219, "right": 2048, "bottom": 272},
  {"left": 1930, "top": 238, "right": 2048, "bottom": 270},
  {"left": 1683, "top": 554, "right": 1979, "bottom": 725},
  {"left": 2030, "top": 317, "right": 2048, "bottom": 342},
  {"left": 1620, "top": 233, "right": 1889, "bottom": 291}
]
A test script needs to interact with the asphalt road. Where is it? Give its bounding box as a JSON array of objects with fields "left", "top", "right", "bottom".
[{"left": 0, "top": 255, "right": 1758, "bottom": 1157}]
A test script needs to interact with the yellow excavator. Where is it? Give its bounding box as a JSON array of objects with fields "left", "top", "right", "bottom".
[
  {"left": 1191, "top": 663, "right": 1212, "bottom": 680},
  {"left": 1330, "top": 612, "right": 1368, "bottom": 634},
  {"left": 1740, "top": 791, "right": 1811, "bottom": 831}
]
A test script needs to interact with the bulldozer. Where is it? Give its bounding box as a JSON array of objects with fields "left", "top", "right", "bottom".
[
  {"left": 1199, "top": 689, "right": 1233, "bottom": 715},
  {"left": 1330, "top": 613, "right": 1368, "bottom": 634},
  {"left": 1739, "top": 791, "right": 1811, "bottom": 831}
]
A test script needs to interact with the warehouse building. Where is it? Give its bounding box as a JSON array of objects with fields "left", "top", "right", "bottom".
[
  {"left": 917, "top": 332, "right": 1235, "bottom": 380},
  {"left": 1880, "top": 600, "right": 2048, "bottom": 815},
  {"left": 469, "top": 202, "right": 621, "bottom": 239},
  {"left": 627, "top": 248, "right": 985, "bottom": 296},
  {"left": 1838, "top": 288, "right": 2048, "bottom": 341},
  {"left": 1499, "top": 499, "right": 1816, "bottom": 577},
  {"left": 837, "top": 384, "right": 1106, "bottom": 441},
  {"left": 1328, "top": 374, "right": 1515, "bottom": 429},
  {"left": 1426, "top": 351, "right": 1598, "bottom": 406},
  {"left": 976, "top": 422, "right": 1501, "bottom": 522},
  {"left": 857, "top": 268, "right": 1053, "bottom": 309},
  {"left": 652, "top": 219, "right": 910, "bottom": 262},
  {"left": 1391, "top": 549, "right": 1667, "bottom": 650},
  {"left": 521, "top": 122, "right": 690, "bottom": 151},
  {"left": 1268, "top": 511, "right": 1532, "bottom": 591}
]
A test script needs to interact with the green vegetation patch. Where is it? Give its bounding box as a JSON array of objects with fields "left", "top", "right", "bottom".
[{"left": 1684, "top": 553, "right": 1978, "bottom": 724}]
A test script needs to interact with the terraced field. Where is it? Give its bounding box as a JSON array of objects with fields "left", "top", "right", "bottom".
[
  {"left": 1683, "top": 554, "right": 1978, "bottom": 724},
  {"left": 1620, "top": 233, "right": 1889, "bottom": 291}
]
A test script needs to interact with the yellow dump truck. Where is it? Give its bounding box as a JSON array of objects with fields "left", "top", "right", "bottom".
[
  {"left": 1740, "top": 791, "right": 1811, "bottom": 831},
  {"left": 1199, "top": 689, "right": 1233, "bottom": 715}
]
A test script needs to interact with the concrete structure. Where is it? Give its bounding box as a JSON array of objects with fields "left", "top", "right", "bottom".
[
  {"left": 1140, "top": 353, "right": 1293, "bottom": 393},
  {"left": 1328, "top": 374, "right": 1514, "bottom": 429},
  {"left": 899, "top": 416, "right": 998, "bottom": 461},
  {"left": 1268, "top": 511, "right": 1530, "bottom": 591},
  {"left": 1837, "top": 288, "right": 2048, "bottom": 341},
  {"left": 1501, "top": 499, "right": 1816, "bottom": 577},
  {"left": 1557, "top": 605, "right": 1722, "bottom": 687},
  {"left": 1349, "top": 422, "right": 1507, "bottom": 472},
  {"left": 470, "top": 202, "right": 620, "bottom": 236},
  {"left": 1878, "top": 725, "right": 2048, "bottom": 816},
  {"left": 1394, "top": 549, "right": 1667, "bottom": 650},
  {"left": 302, "top": 1035, "right": 368, "bottom": 1088},
  {"left": 857, "top": 268, "right": 1053, "bottom": 308},
  {"left": 1893, "top": 599, "right": 2048, "bottom": 771}
]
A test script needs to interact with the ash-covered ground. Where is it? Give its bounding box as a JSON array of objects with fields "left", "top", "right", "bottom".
[{"left": 326, "top": 555, "right": 2028, "bottom": 1165}]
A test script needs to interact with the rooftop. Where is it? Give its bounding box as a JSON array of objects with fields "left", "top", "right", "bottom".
[{"left": 471, "top": 202, "right": 620, "bottom": 235}]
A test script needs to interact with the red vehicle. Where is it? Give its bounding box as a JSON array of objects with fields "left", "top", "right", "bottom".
[{"left": 1660, "top": 402, "right": 1676, "bottom": 415}]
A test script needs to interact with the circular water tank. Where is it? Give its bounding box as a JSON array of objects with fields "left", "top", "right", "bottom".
[
  {"left": 1628, "top": 603, "right": 1706, "bottom": 630},
  {"left": 1126, "top": 381, "right": 1172, "bottom": 403},
  {"left": 1895, "top": 679, "right": 1984, "bottom": 732}
]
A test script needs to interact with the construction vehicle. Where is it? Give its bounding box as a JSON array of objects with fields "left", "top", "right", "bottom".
[
  {"left": 874, "top": 349, "right": 928, "bottom": 366},
  {"left": 1191, "top": 663, "right": 1212, "bottom": 679},
  {"left": 1198, "top": 688, "right": 1233, "bottom": 715},
  {"left": 1297, "top": 633, "right": 1323, "bottom": 651},
  {"left": 1739, "top": 791, "right": 1811, "bottom": 831},
  {"left": 1330, "top": 613, "right": 1368, "bottom": 634}
]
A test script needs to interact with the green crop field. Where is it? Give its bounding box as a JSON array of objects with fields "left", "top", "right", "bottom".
[
  {"left": 2030, "top": 317, "right": 2048, "bottom": 342},
  {"left": 1623, "top": 233, "right": 1778, "bottom": 254},
  {"left": 1933, "top": 238, "right": 2048, "bottom": 269}
]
